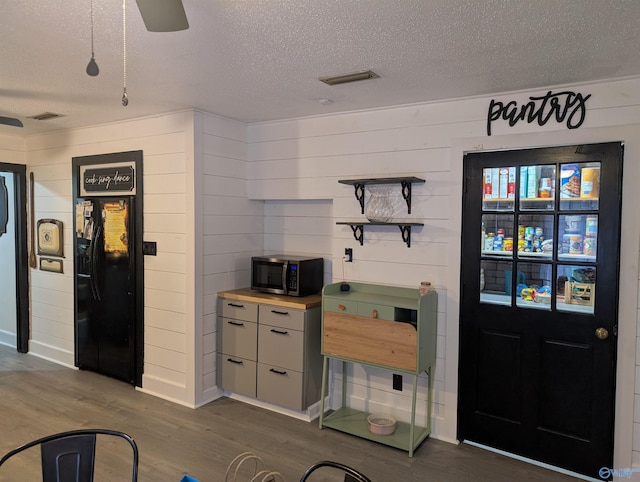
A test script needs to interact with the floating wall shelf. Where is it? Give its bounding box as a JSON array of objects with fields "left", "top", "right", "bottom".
[
  {"left": 338, "top": 176, "right": 425, "bottom": 214},
  {"left": 336, "top": 221, "right": 424, "bottom": 247},
  {"left": 337, "top": 176, "right": 425, "bottom": 247}
]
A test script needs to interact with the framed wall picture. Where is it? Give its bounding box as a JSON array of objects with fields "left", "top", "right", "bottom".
[
  {"left": 37, "top": 219, "right": 64, "bottom": 257},
  {"left": 40, "top": 257, "right": 63, "bottom": 273}
]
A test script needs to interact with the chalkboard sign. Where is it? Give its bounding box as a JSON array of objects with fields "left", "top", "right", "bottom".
[{"left": 81, "top": 164, "right": 135, "bottom": 195}]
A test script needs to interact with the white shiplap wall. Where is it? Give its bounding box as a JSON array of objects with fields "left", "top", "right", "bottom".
[
  {"left": 22, "top": 111, "right": 199, "bottom": 406},
  {"left": 246, "top": 78, "right": 640, "bottom": 468},
  {"left": 199, "top": 111, "right": 262, "bottom": 404},
  {"left": 263, "top": 199, "right": 333, "bottom": 280}
]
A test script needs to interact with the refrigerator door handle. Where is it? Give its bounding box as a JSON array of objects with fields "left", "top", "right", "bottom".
[
  {"left": 90, "top": 225, "right": 103, "bottom": 301},
  {"left": 86, "top": 227, "right": 98, "bottom": 301}
]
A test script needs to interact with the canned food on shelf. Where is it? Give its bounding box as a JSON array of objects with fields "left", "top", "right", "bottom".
[
  {"left": 569, "top": 234, "right": 583, "bottom": 254},
  {"left": 583, "top": 237, "right": 597, "bottom": 256},
  {"left": 504, "top": 238, "right": 513, "bottom": 251}
]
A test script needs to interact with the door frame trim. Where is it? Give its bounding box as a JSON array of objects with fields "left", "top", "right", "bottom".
[{"left": 0, "top": 163, "right": 28, "bottom": 353}]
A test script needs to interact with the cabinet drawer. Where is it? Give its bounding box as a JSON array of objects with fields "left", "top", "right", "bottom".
[
  {"left": 220, "top": 299, "right": 258, "bottom": 322},
  {"left": 322, "top": 297, "right": 358, "bottom": 315},
  {"left": 357, "top": 302, "right": 395, "bottom": 321},
  {"left": 257, "top": 363, "right": 303, "bottom": 411},
  {"left": 259, "top": 305, "right": 305, "bottom": 331},
  {"left": 218, "top": 354, "right": 257, "bottom": 397},
  {"left": 220, "top": 317, "right": 258, "bottom": 361},
  {"left": 258, "top": 324, "right": 303, "bottom": 371}
]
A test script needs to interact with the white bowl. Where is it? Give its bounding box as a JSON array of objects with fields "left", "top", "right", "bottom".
[{"left": 367, "top": 414, "right": 397, "bottom": 435}]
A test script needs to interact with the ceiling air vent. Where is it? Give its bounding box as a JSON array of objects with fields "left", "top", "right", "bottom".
[
  {"left": 27, "top": 112, "right": 64, "bottom": 121},
  {"left": 319, "top": 70, "right": 379, "bottom": 86}
]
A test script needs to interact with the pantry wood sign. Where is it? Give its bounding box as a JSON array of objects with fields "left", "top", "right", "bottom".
[{"left": 486, "top": 90, "right": 591, "bottom": 136}]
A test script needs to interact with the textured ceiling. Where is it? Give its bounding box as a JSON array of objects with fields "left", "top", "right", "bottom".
[{"left": 2, "top": 0, "right": 640, "bottom": 135}]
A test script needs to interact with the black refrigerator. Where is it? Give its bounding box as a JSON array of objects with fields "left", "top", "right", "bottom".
[{"left": 74, "top": 196, "right": 136, "bottom": 383}]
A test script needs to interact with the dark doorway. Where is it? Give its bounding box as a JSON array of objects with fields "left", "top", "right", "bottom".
[
  {"left": 458, "top": 142, "right": 623, "bottom": 480},
  {"left": 0, "top": 163, "right": 28, "bottom": 353}
]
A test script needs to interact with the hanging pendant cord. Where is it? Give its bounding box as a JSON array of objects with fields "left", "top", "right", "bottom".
[
  {"left": 122, "top": 0, "right": 128, "bottom": 106},
  {"left": 90, "top": 0, "right": 95, "bottom": 58}
]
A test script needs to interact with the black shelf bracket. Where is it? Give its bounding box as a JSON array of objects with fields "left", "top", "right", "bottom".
[
  {"left": 401, "top": 181, "right": 413, "bottom": 214},
  {"left": 337, "top": 222, "right": 423, "bottom": 247},
  {"left": 346, "top": 223, "right": 364, "bottom": 245},
  {"left": 353, "top": 183, "right": 365, "bottom": 214},
  {"left": 399, "top": 224, "right": 413, "bottom": 247}
]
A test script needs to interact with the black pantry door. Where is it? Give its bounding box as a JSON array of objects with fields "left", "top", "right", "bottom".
[{"left": 458, "top": 142, "right": 623, "bottom": 480}]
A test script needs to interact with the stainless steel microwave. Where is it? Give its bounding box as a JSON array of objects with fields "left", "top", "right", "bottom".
[{"left": 251, "top": 255, "right": 323, "bottom": 297}]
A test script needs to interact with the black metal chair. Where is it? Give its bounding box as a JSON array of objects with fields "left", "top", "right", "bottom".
[
  {"left": 299, "top": 460, "right": 372, "bottom": 482},
  {"left": 0, "top": 429, "right": 138, "bottom": 482}
]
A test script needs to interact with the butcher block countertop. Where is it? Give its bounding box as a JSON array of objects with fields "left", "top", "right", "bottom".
[{"left": 217, "top": 288, "right": 322, "bottom": 309}]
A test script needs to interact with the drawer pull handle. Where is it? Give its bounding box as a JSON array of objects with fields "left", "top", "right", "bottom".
[
  {"left": 228, "top": 303, "right": 244, "bottom": 308},
  {"left": 338, "top": 304, "right": 346, "bottom": 311},
  {"left": 269, "top": 368, "right": 287, "bottom": 376},
  {"left": 227, "top": 358, "right": 243, "bottom": 365},
  {"left": 228, "top": 321, "right": 245, "bottom": 327},
  {"left": 372, "top": 309, "right": 378, "bottom": 319},
  {"left": 271, "top": 310, "right": 289, "bottom": 316},
  {"left": 270, "top": 329, "right": 289, "bottom": 335}
]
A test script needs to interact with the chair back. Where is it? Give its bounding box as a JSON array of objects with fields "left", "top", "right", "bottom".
[
  {"left": 299, "top": 460, "right": 371, "bottom": 482},
  {"left": 0, "top": 429, "right": 138, "bottom": 482},
  {"left": 41, "top": 433, "right": 97, "bottom": 482}
]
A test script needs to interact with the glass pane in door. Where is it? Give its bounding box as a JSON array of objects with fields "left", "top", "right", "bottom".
[
  {"left": 482, "top": 213, "right": 514, "bottom": 257},
  {"left": 559, "top": 162, "right": 600, "bottom": 211},
  {"left": 557, "top": 264, "right": 596, "bottom": 314},
  {"left": 514, "top": 262, "right": 552, "bottom": 310},
  {"left": 558, "top": 214, "right": 598, "bottom": 262},
  {"left": 482, "top": 167, "right": 516, "bottom": 212},
  {"left": 519, "top": 164, "right": 556, "bottom": 212},
  {"left": 516, "top": 214, "right": 554, "bottom": 259},
  {"left": 480, "top": 259, "right": 512, "bottom": 306}
]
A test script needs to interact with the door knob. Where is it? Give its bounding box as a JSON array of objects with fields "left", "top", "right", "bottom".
[
  {"left": 595, "top": 327, "right": 609, "bottom": 340},
  {"left": 372, "top": 309, "right": 378, "bottom": 319}
]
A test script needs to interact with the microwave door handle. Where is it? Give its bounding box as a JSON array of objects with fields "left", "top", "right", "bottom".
[{"left": 282, "top": 261, "right": 289, "bottom": 294}]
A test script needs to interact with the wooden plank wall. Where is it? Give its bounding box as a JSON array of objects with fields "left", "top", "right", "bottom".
[{"left": 199, "top": 111, "right": 262, "bottom": 404}]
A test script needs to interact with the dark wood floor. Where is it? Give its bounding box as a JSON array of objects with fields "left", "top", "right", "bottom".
[{"left": 0, "top": 345, "right": 577, "bottom": 481}]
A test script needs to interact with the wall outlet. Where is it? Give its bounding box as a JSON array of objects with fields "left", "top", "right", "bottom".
[
  {"left": 344, "top": 247, "right": 353, "bottom": 262},
  {"left": 393, "top": 373, "right": 403, "bottom": 391}
]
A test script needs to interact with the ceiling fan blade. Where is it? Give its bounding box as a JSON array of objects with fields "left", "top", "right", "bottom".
[
  {"left": 0, "top": 116, "right": 23, "bottom": 128},
  {"left": 136, "top": 0, "right": 189, "bottom": 32}
]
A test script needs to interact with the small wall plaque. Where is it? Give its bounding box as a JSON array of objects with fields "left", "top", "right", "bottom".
[
  {"left": 37, "top": 219, "right": 64, "bottom": 257},
  {"left": 40, "top": 257, "right": 63, "bottom": 273}
]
